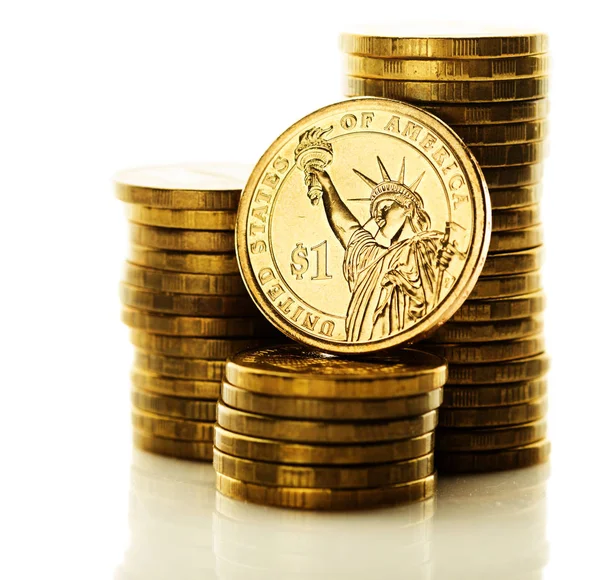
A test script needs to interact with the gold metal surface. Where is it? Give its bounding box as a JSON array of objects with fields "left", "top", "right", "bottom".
[
  {"left": 133, "top": 430, "right": 213, "bottom": 460},
  {"left": 438, "top": 396, "right": 548, "bottom": 427},
  {"left": 451, "top": 291, "right": 545, "bottom": 321},
  {"left": 129, "top": 223, "right": 235, "bottom": 252},
  {"left": 225, "top": 344, "right": 447, "bottom": 398},
  {"left": 213, "top": 426, "right": 435, "bottom": 465},
  {"left": 437, "top": 419, "right": 547, "bottom": 451},
  {"left": 216, "top": 401, "right": 438, "bottom": 443},
  {"left": 216, "top": 471, "right": 436, "bottom": 510},
  {"left": 114, "top": 162, "right": 247, "bottom": 209},
  {"left": 443, "top": 377, "right": 548, "bottom": 407},
  {"left": 128, "top": 245, "right": 240, "bottom": 274},
  {"left": 131, "top": 388, "right": 217, "bottom": 420},
  {"left": 236, "top": 98, "right": 490, "bottom": 353},
  {"left": 131, "top": 368, "right": 222, "bottom": 399},
  {"left": 489, "top": 224, "right": 544, "bottom": 253},
  {"left": 126, "top": 205, "right": 236, "bottom": 230},
  {"left": 426, "top": 315, "right": 543, "bottom": 343},
  {"left": 488, "top": 185, "right": 542, "bottom": 209},
  {"left": 213, "top": 448, "right": 434, "bottom": 489},
  {"left": 133, "top": 350, "right": 225, "bottom": 380},
  {"left": 481, "top": 247, "right": 543, "bottom": 276},
  {"left": 469, "top": 270, "right": 542, "bottom": 298},
  {"left": 453, "top": 120, "right": 548, "bottom": 145},
  {"left": 469, "top": 142, "right": 546, "bottom": 167},
  {"left": 435, "top": 439, "right": 550, "bottom": 473},
  {"left": 221, "top": 381, "right": 443, "bottom": 420},
  {"left": 483, "top": 164, "right": 543, "bottom": 188},
  {"left": 131, "top": 407, "right": 214, "bottom": 441},
  {"left": 447, "top": 352, "right": 550, "bottom": 384}
]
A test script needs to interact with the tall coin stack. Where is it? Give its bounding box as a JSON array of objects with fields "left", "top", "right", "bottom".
[
  {"left": 115, "top": 164, "right": 281, "bottom": 461},
  {"left": 341, "top": 30, "right": 551, "bottom": 472},
  {"left": 213, "top": 344, "right": 447, "bottom": 510}
]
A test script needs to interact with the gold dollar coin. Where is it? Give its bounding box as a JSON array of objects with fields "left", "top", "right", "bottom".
[
  {"left": 438, "top": 396, "right": 547, "bottom": 427},
  {"left": 121, "top": 307, "right": 278, "bottom": 338},
  {"left": 489, "top": 185, "right": 542, "bottom": 209},
  {"left": 225, "top": 344, "right": 447, "bottom": 398},
  {"left": 213, "top": 425, "right": 434, "bottom": 465},
  {"left": 125, "top": 205, "right": 236, "bottom": 230},
  {"left": 120, "top": 283, "right": 258, "bottom": 316},
  {"left": 131, "top": 388, "right": 217, "bottom": 421},
  {"left": 221, "top": 381, "right": 443, "bottom": 420},
  {"left": 216, "top": 471, "right": 436, "bottom": 510},
  {"left": 435, "top": 439, "right": 550, "bottom": 473},
  {"left": 129, "top": 223, "right": 234, "bottom": 252},
  {"left": 481, "top": 247, "right": 543, "bottom": 276},
  {"left": 114, "top": 162, "right": 247, "bottom": 209},
  {"left": 344, "top": 54, "right": 549, "bottom": 81},
  {"left": 123, "top": 262, "right": 246, "bottom": 295},
  {"left": 483, "top": 164, "right": 543, "bottom": 188},
  {"left": 448, "top": 352, "right": 550, "bottom": 384},
  {"left": 453, "top": 120, "right": 548, "bottom": 145},
  {"left": 437, "top": 419, "right": 547, "bottom": 451},
  {"left": 133, "top": 430, "right": 213, "bottom": 460},
  {"left": 443, "top": 377, "right": 548, "bottom": 407},
  {"left": 213, "top": 448, "right": 434, "bottom": 489},
  {"left": 468, "top": 142, "right": 546, "bottom": 167},
  {"left": 345, "top": 77, "right": 549, "bottom": 102},
  {"left": 128, "top": 245, "right": 240, "bottom": 274},
  {"left": 217, "top": 401, "right": 438, "bottom": 443},
  {"left": 424, "top": 333, "right": 545, "bottom": 364},
  {"left": 469, "top": 270, "right": 542, "bottom": 299},
  {"left": 340, "top": 31, "right": 548, "bottom": 59},
  {"left": 131, "top": 407, "right": 214, "bottom": 441},
  {"left": 451, "top": 290, "right": 545, "bottom": 321},
  {"left": 489, "top": 224, "right": 544, "bottom": 253},
  {"left": 129, "top": 330, "right": 263, "bottom": 359},
  {"left": 131, "top": 368, "right": 221, "bottom": 399},
  {"left": 133, "top": 349, "right": 225, "bottom": 380},
  {"left": 236, "top": 98, "right": 490, "bottom": 353},
  {"left": 420, "top": 98, "right": 549, "bottom": 125},
  {"left": 426, "top": 315, "right": 543, "bottom": 343}
]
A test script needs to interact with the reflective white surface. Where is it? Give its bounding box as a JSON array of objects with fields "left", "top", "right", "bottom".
[{"left": 115, "top": 449, "right": 551, "bottom": 580}]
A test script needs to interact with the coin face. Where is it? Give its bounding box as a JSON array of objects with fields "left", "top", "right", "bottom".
[{"left": 236, "top": 99, "right": 490, "bottom": 353}]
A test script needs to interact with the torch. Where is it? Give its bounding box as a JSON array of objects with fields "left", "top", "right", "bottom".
[{"left": 294, "top": 126, "right": 334, "bottom": 206}]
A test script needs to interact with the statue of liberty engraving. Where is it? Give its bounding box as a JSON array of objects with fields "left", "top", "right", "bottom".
[{"left": 295, "top": 126, "right": 461, "bottom": 342}]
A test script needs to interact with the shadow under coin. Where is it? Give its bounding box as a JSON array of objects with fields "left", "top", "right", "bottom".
[
  {"left": 213, "top": 492, "right": 436, "bottom": 580},
  {"left": 432, "top": 463, "right": 550, "bottom": 580},
  {"left": 114, "top": 448, "right": 218, "bottom": 580}
]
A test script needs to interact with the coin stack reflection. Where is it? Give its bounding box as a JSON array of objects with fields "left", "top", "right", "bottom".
[
  {"left": 115, "top": 164, "right": 282, "bottom": 461},
  {"left": 341, "top": 30, "right": 550, "bottom": 472},
  {"left": 213, "top": 344, "right": 446, "bottom": 510}
]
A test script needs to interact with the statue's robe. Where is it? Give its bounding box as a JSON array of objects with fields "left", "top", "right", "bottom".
[{"left": 343, "top": 228, "right": 444, "bottom": 341}]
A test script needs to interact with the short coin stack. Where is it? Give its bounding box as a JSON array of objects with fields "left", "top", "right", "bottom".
[
  {"left": 115, "top": 163, "right": 281, "bottom": 461},
  {"left": 340, "top": 30, "right": 550, "bottom": 472},
  {"left": 213, "top": 344, "right": 447, "bottom": 510}
]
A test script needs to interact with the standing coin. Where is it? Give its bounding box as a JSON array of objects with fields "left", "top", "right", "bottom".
[
  {"left": 221, "top": 381, "right": 443, "bottom": 420},
  {"left": 438, "top": 396, "right": 547, "bottom": 427},
  {"left": 130, "top": 224, "right": 234, "bottom": 252},
  {"left": 213, "top": 426, "right": 435, "bottom": 465},
  {"left": 481, "top": 247, "right": 543, "bottom": 276},
  {"left": 469, "top": 270, "right": 542, "bottom": 299},
  {"left": 489, "top": 225, "right": 544, "bottom": 253},
  {"left": 217, "top": 401, "right": 438, "bottom": 443},
  {"left": 121, "top": 307, "right": 278, "bottom": 338},
  {"left": 216, "top": 472, "right": 436, "bottom": 510},
  {"left": 131, "top": 389, "right": 217, "bottom": 421},
  {"left": 435, "top": 439, "right": 550, "bottom": 473},
  {"left": 236, "top": 98, "right": 490, "bottom": 353},
  {"left": 225, "top": 344, "right": 447, "bottom": 398},
  {"left": 128, "top": 245, "right": 240, "bottom": 274},
  {"left": 129, "top": 331, "right": 263, "bottom": 359},
  {"left": 426, "top": 315, "right": 543, "bottom": 343},
  {"left": 443, "top": 378, "right": 548, "bottom": 407},
  {"left": 213, "top": 448, "right": 434, "bottom": 489},
  {"left": 125, "top": 205, "right": 236, "bottom": 230},
  {"left": 133, "top": 430, "right": 213, "bottom": 460},
  {"left": 451, "top": 291, "right": 545, "bottom": 321},
  {"left": 123, "top": 262, "right": 246, "bottom": 295},
  {"left": 131, "top": 407, "right": 214, "bottom": 441},
  {"left": 114, "top": 162, "right": 247, "bottom": 209},
  {"left": 133, "top": 350, "right": 225, "bottom": 380},
  {"left": 131, "top": 368, "right": 221, "bottom": 399},
  {"left": 437, "top": 419, "right": 547, "bottom": 451},
  {"left": 448, "top": 353, "right": 550, "bottom": 384}
]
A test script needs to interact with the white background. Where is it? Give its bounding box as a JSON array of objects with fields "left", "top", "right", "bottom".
[{"left": 1, "top": 1, "right": 598, "bottom": 578}]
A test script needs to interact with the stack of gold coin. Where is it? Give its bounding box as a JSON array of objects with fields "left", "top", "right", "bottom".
[
  {"left": 115, "top": 163, "right": 283, "bottom": 461},
  {"left": 213, "top": 344, "right": 447, "bottom": 510},
  {"left": 340, "top": 30, "right": 550, "bottom": 471}
]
